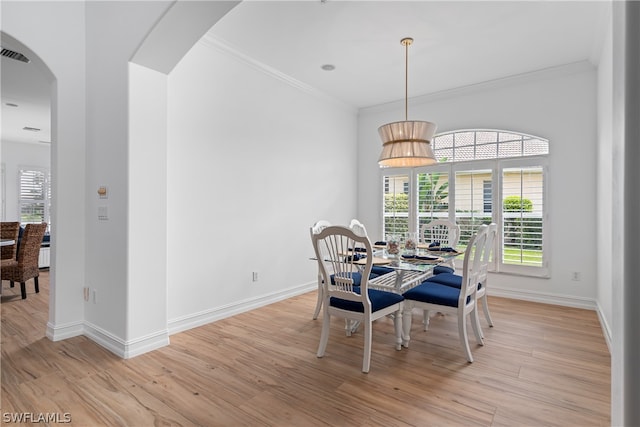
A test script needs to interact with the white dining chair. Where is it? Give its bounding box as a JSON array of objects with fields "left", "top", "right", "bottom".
[
  {"left": 420, "top": 219, "right": 460, "bottom": 271},
  {"left": 312, "top": 225, "right": 404, "bottom": 373},
  {"left": 402, "top": 224, "right": 487, "bottom": 362},
  {"left": 476, "top": 222, "right": 497, "bottom": 332},
  {"left": 423, "top": 222, "right": 498, "bottom": 337},
  {"left": 310, "top": 220, "right": 331, "bottom": 320},
  {"left": 348, "top": 218, "right": 368, "bottom": 237}
]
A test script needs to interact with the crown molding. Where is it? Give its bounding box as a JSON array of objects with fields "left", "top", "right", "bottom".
[
  {"left": 199, "top": 34, "right": 355, "bottom": 114},
  {"left": 361, "top": 60, "right": 596, "bottom": 115}
]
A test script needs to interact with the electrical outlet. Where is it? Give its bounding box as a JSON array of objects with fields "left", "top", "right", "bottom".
[
  {"left": 571, "top": 271, "right": 581, "bottom": 281},
  {"left": 83, "top": 287, "right": 89, "bottom": 301},
  {"left": 93, "top": 289, "right": 98, "bottom": 304},
  {"left": 252, "top": 272, "right": 259, "bottom": 282}
]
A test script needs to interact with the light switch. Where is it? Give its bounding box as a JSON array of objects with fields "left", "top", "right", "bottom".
[
  {"left": 97, "top": 186, "right": 108, "bottom": 199},
  {"left": 98, "top": 206, "right": 108, "bottom": 220}
]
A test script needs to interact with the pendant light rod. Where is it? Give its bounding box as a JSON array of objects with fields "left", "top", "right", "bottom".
[
  {"left": 377, "top": 36, "right": 437, "bottom": 168},
  {"left": 401, "top": 37, "right": 413, "bottom": 121}
]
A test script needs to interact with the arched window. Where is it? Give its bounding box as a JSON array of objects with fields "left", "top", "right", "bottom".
[
  {"left": 382, "top": 129, "right": 549, "bottom": 277},
  {"left": 432, "top": 129, "right": 549, "bottom": 162}
]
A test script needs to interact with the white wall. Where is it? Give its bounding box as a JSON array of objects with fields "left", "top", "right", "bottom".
[
  {"left": 1, "top": 141, "right": 50, "bottom": 221},
  {"left": 2, "top": 1, "right": 176, "bottom": 353},
  {"left": 596, "top": 6, "right": 614, "bottom": 347},
  {"left": 83, "top": 0, "right": 173, "bottom": 353},
  {"left": 166, "top": 38, "right": 358, "bottom": 331},
  {"left": 357, "top": 62, "right": 598, "bottom": 306},
  {"left": 128, "top": 63, "right": 169, "bottom": 354}
]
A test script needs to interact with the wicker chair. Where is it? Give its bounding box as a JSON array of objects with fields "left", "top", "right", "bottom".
[
  {"left": 1, "top": 221, "right": 20, "bottom": 261},
  {"left": 1, "top": 222, "right": 47, "bottom": 299}
]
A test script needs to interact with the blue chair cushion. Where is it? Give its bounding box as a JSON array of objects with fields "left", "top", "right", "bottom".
[
  {"left": 403, "top": 282, "right": 467, "bottom": 307},
  {"left": 330, "top": 288, "right": 404, "bottom": 313},
  {"left": 426, "top": 272, "right": 483, "bottom": 291},
  {"left": 425, "top": 272, "right": 463, "bottom": 288},
  {"left": 330, "top": 272, "right": 379, "bottom": 287},
  {"left": 433, "top": 265, "right": 455, "bottom": 275},
  {"left": 371, "top": 266, "right": 395, "bottom": 276}
]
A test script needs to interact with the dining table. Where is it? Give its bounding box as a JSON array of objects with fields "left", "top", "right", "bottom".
[
  {"left": 360, "top": 244, "right": 462, "bottom": 295},
  {"left": 344, "top": 244, "right": 463, "bottom": 337},
  {"left": 311, "top": 241, "right": 463, "bottom": 337}
]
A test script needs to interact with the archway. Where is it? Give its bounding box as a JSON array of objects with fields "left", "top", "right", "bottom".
[
  {"left": 2, "top": 0, "right": 240, "bottom": 357},
  {"left": 1, "top": 30, "right": 55, "bottom": 315}
]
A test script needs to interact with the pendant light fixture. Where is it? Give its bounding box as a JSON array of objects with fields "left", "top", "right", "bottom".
[{"left": 378, "top": 37, "right": 437, "bottom": 168}]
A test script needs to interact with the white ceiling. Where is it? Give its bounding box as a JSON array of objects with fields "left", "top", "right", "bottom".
[
  {"left": 207, "top": 1, "right": 609, "bottom": 108},
  {"left": 1, "top": 0, "right": 609, "bottom": 145},
  {"left": 1, "top": 47, "right": 51, "bottom": 145}
]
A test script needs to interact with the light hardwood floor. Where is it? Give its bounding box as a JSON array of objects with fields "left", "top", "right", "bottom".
[{"left": 1, "top": 271, "right": 610, "bottom": 426}]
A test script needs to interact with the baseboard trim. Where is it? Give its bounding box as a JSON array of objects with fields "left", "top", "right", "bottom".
[
  {"left": 122, "top": 330, "right": 170, "bottom": 359},
  {"left": 48, "top": 281, "right": 611, "bottom": 358},
  {"left": 490, "top": 286, "right": 611, "bottom": 354},
  {"left": 82, "top": 322, "right": 127, "bottom": 358},
  {"left": 83, "top": 322, "right": 169, "bottom": 359},
  {"left": 489, "top": 286, "right": 597, "bottom": 310},
  {"left": 46, "top": 320, "right": 84, "bottom": 341},
  {"left": 168, "top": 281, "right": 316, "bottom": 336},
  {"left": 595, "top": 300, "right": 612, "bottom": 353}
]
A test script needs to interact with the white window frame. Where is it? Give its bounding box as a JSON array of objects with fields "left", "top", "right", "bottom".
[{"left": 381, "top": 131, "right": 549, "bottom": 278}]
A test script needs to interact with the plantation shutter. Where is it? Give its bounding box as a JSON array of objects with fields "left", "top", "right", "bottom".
[
  {"left": 19, "top": 167, "right": 50, "bottom": 225},
  {"left": 383, "top": 174, "right": 409, "bottom": 238},
  {"left": 416, "top": 171, "right": 450, "bottom": 233},
  {"left": 381, "top": 130, "right": 548, "bottom": 277},
  {"left": 501, "top": 166, "right": 544, "bottom": 267},
  {"left": 454, "top": 168, "right": 493, "bottom": 250}
]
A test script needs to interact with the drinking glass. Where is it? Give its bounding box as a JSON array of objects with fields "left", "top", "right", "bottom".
[
  {"left": 386, "top": 234, "right": 400, "bottom": 256},
  {"left": 404, "top": 232, "right": 417, "bottom": 256}
]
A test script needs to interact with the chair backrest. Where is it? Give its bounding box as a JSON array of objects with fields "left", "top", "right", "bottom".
[
  {"left": 16, "top": 223, "right": 47, "bottom": 266},
  {"left": 348, "top": 219, "right": 371, "bottom": 254},
  {"left": 1, "top": 221, "right": 20, "bottom": 260},
  {"left": 311, "top": 225, "right": 374, "bottom": 310},
  {"left": 458, "top": 224, "right": 488, "bottom": 308},
  {"left": 310, "top": 220, "right": 332, "bottom": 279},
  {"left": 482, "top": 223, "right": 498, "bottom": 264},
  {"left": 478, "top": 222, "right": 498, "bottom": 285},
  {"left": 348, "top": 219, "right": 368, "bottom": 238},
  {"left": 310, "top": 220, "right": 331, "bottom": 239},
  {"left": 420, "top": 219, "right": 460, "bottom": 248}
]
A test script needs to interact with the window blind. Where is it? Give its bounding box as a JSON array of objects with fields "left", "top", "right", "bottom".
[
  {"left": 502, "top": 166, "right": 544, "bottom": 267},
  {"left": 416, "top": 171, "right": 450, "bottom": 234},
  {"left": 19, "top": 167, "right": 50, "bottom": 226},
  {"left": 382, "top": 174, "right": 409, "bottom": 238}
]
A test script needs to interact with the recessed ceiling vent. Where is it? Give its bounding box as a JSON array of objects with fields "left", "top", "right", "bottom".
[{"left": 1, "top": 47, "right": 30, "bottom": 63}]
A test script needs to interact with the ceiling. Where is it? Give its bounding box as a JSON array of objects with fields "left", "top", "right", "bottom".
[
  {"left": 1, "top": 0, "right": 609, "bottom": 145},
  {"left": 207, "top": 1, "right": 609, "bottom": 109},
  {"left": 1, "top": 44, "right": 51, "bottom": 145}
]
